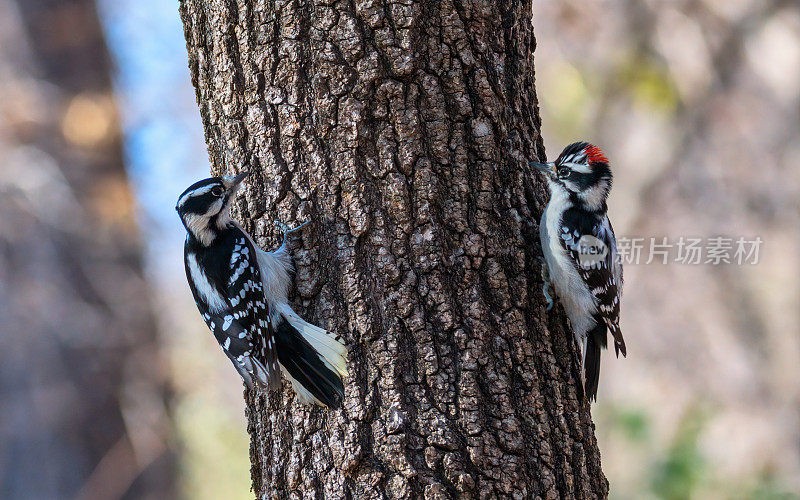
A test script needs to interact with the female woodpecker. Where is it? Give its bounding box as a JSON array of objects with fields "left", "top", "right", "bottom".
[{"left": 176, "top": 172, "right": 347, "bottom": 408}]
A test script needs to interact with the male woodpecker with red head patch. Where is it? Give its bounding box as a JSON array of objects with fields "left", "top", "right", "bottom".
[{"left": 531, "top": 142, "right": 626, "bottom": 401}]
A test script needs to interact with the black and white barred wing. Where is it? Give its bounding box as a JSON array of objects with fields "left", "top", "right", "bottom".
[
  {"left": 561, "top": 216, "right": 626, "bottom": 357},
  {"left": 205, "top": 235, "right": 281, "bottom": 390}
]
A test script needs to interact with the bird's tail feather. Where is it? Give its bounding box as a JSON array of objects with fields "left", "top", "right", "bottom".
[
  {"left": 583, "top": 321, "right": 607, "bottom": 402},
  {"left": 274, "top": 304, "right": 347, "bottom": 407},
  {"left": 278, "top": 304, "right": 347, "bottom": 377}
]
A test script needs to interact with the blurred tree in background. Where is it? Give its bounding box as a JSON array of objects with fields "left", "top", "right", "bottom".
[{"left": 0, "top": 0, "right": 174, "bottom": 497}]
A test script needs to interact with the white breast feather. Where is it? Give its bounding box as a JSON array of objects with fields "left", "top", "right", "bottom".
[{"left": 541, "top": 180, "right": 597, "bottom": 342}]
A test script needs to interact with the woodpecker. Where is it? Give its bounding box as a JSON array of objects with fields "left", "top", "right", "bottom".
[
  {"left": 176, "top": 172, "right": 347, "bottom": 408},
  {"left": 531, "top": 142, "right": 626, "bottom": 401}
]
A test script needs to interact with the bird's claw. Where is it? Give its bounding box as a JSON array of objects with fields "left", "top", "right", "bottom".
[
  {"left": 274, "top": 220, "right": 310, "bottom": 234},
  {"left": 542, "top": 283, "right": 554, "bottom": 311}
]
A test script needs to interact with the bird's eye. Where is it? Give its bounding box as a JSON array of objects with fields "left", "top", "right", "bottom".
[
  {"left": 558, "top": 168, "right": 570, "bottom": 178},
  {"left": 211, "top": 186, "right": 224, "bottom": 197}
]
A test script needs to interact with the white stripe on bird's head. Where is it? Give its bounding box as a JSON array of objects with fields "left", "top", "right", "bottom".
[{"left": 176, "top": 183, "right": 216, "bottom": 210}]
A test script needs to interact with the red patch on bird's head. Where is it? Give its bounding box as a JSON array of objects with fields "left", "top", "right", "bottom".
[{"left": 584, "top": 145, "right": 608, "bottom": 164}]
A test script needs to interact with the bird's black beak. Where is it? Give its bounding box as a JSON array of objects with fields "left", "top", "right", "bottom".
[
  {"left": 223, "top": 171, "right": 249, "bottom": 194},
  {"left": 530, "top": 161, "right": 556, "bottom": 177}
]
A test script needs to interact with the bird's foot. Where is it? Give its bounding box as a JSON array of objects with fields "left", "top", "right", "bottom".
[
  {"left": 274, "top": 219, "right": 309, "bottom": 234},
  {"left": 274, "top": 220, "right": 310, "bottom": 247},
  {"left": 539, "top": 257, "right": 554, "bottom": 311}
]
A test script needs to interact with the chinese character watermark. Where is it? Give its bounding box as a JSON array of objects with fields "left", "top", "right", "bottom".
[{"left": 613, "top": 236, "right": 762, "bottom": 265}]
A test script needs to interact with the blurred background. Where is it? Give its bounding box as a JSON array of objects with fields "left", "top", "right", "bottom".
[
  {"left": 535, "top": 0, "right": 800, "bottom": 498},
  {"left": 0, "top": 0, "right": 796, "bottom": 498}
]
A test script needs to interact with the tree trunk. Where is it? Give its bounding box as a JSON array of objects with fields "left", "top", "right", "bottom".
[{"left": 179, "top": 0, "right": 607, "bottom": 497}]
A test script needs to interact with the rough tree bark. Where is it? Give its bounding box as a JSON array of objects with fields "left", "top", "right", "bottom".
[{"left": 179, "top": 0, "right": 607, "bottom": 497}]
